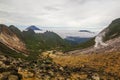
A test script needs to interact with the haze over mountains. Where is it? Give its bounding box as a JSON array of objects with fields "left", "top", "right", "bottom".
[
  {"left": 17, "top": 25, "right": 96, "bottom": 39},
  {"left": 10, "top": 25, "right": 96, "bottom": 46},
  {"left": 11, "top": 25, "right": 96, "bottom": 45},
  {"left": 0, "top": 18, "right": 120, "bottom": 54},
  {"left": 23, "top": 25, "right": 97, "bottom": 45}
]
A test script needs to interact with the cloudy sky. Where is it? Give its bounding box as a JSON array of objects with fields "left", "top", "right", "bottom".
[{"left": 0, "top": 0, "right": 120, "bottom": 32}]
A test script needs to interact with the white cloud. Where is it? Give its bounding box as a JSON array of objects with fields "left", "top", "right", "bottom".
[{"left": 0, "top": 0, "right": 120, "bottom": 32}]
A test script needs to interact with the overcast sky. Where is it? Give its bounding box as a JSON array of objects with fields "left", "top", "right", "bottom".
[{"left": 0, "top": 0, "right": 120, "bottom": 32}]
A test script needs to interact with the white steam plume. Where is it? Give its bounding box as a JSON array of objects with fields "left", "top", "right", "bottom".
[{"left": 94, "top": 28, "right": 109, "bottom": 48}]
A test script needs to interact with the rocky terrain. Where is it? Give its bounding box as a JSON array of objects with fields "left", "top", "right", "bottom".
[
  {"left": 1, "top": 48, "right": 120, "bottom": 80},
  {"left": 0, "top": 52, "right": 98, "bottom": 80},
  {"left": 68, "top": 36, "right": 120, "bottom": 54},
  {"left": 0, "top": 24, "right": 27, "bottom": 53}
]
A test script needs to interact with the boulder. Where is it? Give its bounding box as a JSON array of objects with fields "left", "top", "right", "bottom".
[{"left": 8, "top": 75, "right": 18, "bottom": 80}]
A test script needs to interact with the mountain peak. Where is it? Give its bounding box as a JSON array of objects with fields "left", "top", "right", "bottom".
[
  {"left": 79, "top": 30, "right": 94, "bottom": 33},
  {"left": 25, "top": 25, "right": 42, "bottom": 31}
]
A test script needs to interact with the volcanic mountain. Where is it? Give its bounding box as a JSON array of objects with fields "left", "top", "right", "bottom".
[{"left": 25, "top": 25, "right": 42, "bottom": 31}]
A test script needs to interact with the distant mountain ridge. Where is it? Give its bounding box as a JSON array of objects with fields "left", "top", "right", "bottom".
[
  {"left": 0, "top": 24, "right": 70, "bottom": 55},
  {"left": 69, "top": 18, "right": 120, "bottom": 51},
  {"left": 65, "top": 36, "right": 91, "bottom": 45},
  {"left": 25, "top": 25, "right": 42, "bottom": 31},
  {"left": 64, "top": 30, "right": 94, "bottom": 45},
  {"left": 0, "top": 18, "right": 120, "bottom": 55},
  {"left": 79, "top": 30, "right": 94, "bottom": 33}
]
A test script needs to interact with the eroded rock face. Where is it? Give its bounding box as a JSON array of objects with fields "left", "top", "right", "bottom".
[{"left": 0, "top": 24, "right": 27, "bottom": 53}]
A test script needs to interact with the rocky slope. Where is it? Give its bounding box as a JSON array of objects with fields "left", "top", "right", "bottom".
[
  {"left": 104, "top": 18, "right": 120, "bottom": 40},
  {"left": 0, "top": 53, "right": 84, "bottom": 80},
  {"left": 68, "top": 36, "right": 120, "bottom": 54},
  {"left": 72, "top": 18, "right": 120, "bottom": 50},
  {"left": 0, "top": 24, "right": 69, "bottom": 54},
  {"left": 0, "top": 24, "right": 27, "bottom": 54}
]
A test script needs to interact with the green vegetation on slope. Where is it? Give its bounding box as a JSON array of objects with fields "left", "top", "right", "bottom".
[
  {"left": 0, "top": 24, "right": 71, "bottom": 60},
  {"left": 22, "top": 30, "right": 71, "bottom": 53},
  {"left": 105, "top": 18, "right": 120, "bottom": 41},
  {"left": 9, "top": 25, "right": 24, "bottom": 41}
]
